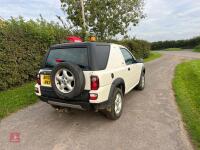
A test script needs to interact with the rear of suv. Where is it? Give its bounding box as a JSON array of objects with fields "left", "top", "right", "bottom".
[{"left": 35, "top": 42, "right": 145, "bottom": 120}]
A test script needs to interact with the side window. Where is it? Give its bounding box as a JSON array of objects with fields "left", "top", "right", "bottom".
[
  {"left": 94, "top": 45, "right": 110, "bottom": 70},
  {"left": 120, "top": 48, "right": 136, "bottom": 65}
]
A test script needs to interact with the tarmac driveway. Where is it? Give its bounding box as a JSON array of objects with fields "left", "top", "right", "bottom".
[{"left": 0, "top": 50, "right": 200, "bottom": 150}]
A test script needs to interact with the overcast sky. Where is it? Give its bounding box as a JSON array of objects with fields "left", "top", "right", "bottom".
[{"left": 0, "top": 0, "right": 200, "bottom": 42}]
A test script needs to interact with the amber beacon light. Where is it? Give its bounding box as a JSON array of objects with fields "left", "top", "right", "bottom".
[{"left": 89, "top": 35, "right": 96, "bottom": 42}]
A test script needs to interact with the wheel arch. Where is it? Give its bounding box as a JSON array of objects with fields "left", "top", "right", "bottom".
[
  {"left": 93, "top": 78, "right": 125, "bottom": 110},
  {"left": 109, "top": 78, "right": 125, "bottom": 98}
]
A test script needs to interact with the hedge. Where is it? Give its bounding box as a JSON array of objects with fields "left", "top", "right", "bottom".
[
  {"left": 151, "top": 36, "right": 200, "bottom": 50},
  {"left": 116, "top": 39, "right": 151, "bottom": 59},
  {"left": 0, "top": 17, "right": 70, "bottom": 90}
]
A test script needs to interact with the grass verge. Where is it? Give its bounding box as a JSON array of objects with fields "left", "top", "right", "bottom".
[
  {"left": 173, "top": 60, "right": 200, "bottom": 149},
  {"left": 164, "top": 48, "right": 182, "bottom": 51},
  {"left": 144, "top": 52, "right": 162, "bottom": 62},
  {"left": 0, "top": 82, "right": 37, "bottom": 119}
]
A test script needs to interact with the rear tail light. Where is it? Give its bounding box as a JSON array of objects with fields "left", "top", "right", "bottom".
[
  {"left": 91, "top": 76, "right": 99, "bottom": 90},
  {"left": 36, "top": 74, "right": 41, "bottom": 85},
  {"left": 89, "top": 93, "right": 98, "bottom": 100}
]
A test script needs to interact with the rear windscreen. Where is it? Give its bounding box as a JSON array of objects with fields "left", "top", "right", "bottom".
[{"left": 46, "top": 47, "right": 88, "bottom": 68}]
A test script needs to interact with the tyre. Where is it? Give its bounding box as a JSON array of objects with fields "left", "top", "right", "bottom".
[
  {"left": 51, "top": 62, "right": 85, "bottom": 99},
  {"left": 104, "top": 88, "right": 123, "bottom": 120},
  {"left": 135, "top": 72, "right": 145, "bottom": 90}
]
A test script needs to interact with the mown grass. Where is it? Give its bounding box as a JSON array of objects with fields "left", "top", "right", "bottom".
[
  {"left": 0, "top": 82, "right": 37, "bottom": 119},
  {"left": 164, "top": 48, "right": 182, "bottom": 51},
  {"left": 144, "top": 52, "right": 162, "bottom": 62},
  {"left": 173, "top": 60, "right": 200, "bottom": 149}
]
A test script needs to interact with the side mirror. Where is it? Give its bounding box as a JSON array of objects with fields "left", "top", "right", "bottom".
[{"left": 136, "top": 58, "right": 144, "bottom": 63}]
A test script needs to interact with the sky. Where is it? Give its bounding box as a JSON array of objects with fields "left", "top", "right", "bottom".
[{"left": 0, "top": 0, "right": 200, "bottom": 42}]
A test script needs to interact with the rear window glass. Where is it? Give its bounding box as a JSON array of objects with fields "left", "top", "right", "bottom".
[{"left": 46, "top": 47, "right": 88, "bottom": 68}]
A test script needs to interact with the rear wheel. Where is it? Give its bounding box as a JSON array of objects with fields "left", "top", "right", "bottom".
[{"left": 103, "top": 88, "right": 123, "bottom": 120}]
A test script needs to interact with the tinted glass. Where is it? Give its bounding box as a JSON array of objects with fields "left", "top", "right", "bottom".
[
  {"left": 94, "top": 45, "right": 110, "bottom": 70},
  {"left": 120, "top": 48, "right": 135, "bottom": 65},
  {"left": 46, "top": 47, "right": 88, "bottom": 68}
]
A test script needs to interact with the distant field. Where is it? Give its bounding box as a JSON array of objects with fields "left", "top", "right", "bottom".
[
  {"left": 173, "top": 60, "right": 200, "bottom": 149},
  {"left": 164, "top": 48, "right": 182, "bottom": 51},
  {"left": 193, "top": 45, "right": 200, "bottom": 52},
  {"left": 144, "top": 52, "right": 162, "bottom": 62},
  {"left": 194, "top": 49, "right": 200, "bottom": 52}
]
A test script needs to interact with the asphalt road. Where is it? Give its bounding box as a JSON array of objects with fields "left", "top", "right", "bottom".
[{"left": 0, "top": 51, "right": 200, "bottom": 150}]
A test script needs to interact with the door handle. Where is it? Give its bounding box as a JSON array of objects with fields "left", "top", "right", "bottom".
[{"left": 128, "top": 67, "right": 130, "bottom": 71}]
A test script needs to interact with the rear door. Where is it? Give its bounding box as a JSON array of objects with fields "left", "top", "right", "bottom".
[{"left": 120, "top": 48, "right": 140, "bottom": 91}]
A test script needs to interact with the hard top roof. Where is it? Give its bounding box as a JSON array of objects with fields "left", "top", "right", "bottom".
[{"left": 50, "top": 42, "right": 111, "bottom": 49}]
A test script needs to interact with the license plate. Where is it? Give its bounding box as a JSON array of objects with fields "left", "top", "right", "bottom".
[{"left": 41, "top": 75, "right": 51, "bottom": 87}]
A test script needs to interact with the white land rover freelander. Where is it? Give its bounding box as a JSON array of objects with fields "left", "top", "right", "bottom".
[{"left": 35, "top": 42, "right": 145, "bottom": 120}]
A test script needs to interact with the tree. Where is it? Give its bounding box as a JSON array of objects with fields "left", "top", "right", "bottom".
[{"left": 60, "top": 0, "right": 145, "bottom": 40}]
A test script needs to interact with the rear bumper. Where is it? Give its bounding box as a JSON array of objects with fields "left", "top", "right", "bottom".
[
  {"left": 38, "top": 96, "right": 92, "bottom": 110},
  {"left": 39, "top": 86, "right": 89, "bottom": 100},
  {"left": 35, "top": 84, "right": 110, "bottom": 110},
  {"left": 37, "top": 85, "right": 92, "bottom": 110},
  {"left": 38, "top": 96, "right": 109, "bottom": 111}
]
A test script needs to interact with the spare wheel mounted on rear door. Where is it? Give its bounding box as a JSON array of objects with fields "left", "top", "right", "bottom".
[{"left": 51, "top": 62, "right": 85, "bottom": 99}]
